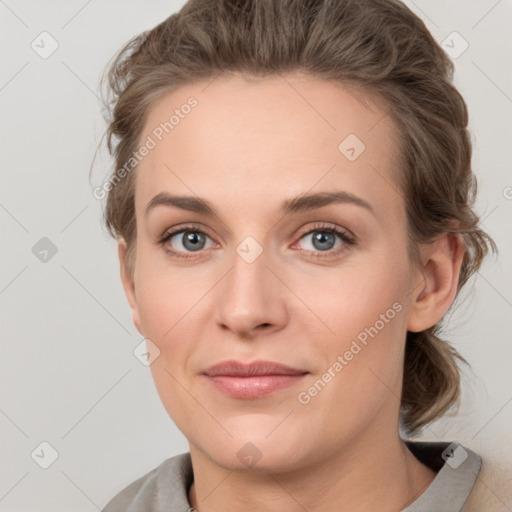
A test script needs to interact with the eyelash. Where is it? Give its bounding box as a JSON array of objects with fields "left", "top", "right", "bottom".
[{"left": 157, "top": 222, "right": 356, "bottom": 260}]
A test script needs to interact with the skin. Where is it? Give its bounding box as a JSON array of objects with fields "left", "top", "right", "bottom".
[{"left": 118, "top": 72, "right": 465, "bottom": 512}]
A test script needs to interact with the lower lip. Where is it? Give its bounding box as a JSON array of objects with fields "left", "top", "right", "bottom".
[{"left": 204, "top": 374, "right": 307, "bottom": 399}]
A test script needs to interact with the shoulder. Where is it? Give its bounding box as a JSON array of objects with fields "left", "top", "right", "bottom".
[
  {"left": 403, "top": 441, "right": 482, "bottom": 512},
  {"left": 462, "top": 450, "right": 512, "bottom": 511},
  {"left": 101, "top": 452, "right": 193, "bottom": 512},
  {"left": 405, "top": 439, "right": 512, "bottom": 512}
]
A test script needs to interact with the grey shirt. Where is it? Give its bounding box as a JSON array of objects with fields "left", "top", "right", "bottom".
[{"left": 102, "top": 441, "right": 481, "bottom": 512}]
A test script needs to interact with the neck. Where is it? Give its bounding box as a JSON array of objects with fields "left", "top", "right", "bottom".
[{"left": 188, "top": 429, "right": 436, "bottom": 512}]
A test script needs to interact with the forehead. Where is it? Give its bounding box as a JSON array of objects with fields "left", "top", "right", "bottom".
[{"left": 134, "top": 73, "right": 404, "bottom": 221}]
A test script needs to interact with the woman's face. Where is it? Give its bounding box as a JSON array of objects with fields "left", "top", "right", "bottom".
[{"left": 121, "top": 73, "right": 424, "bottom": 471}]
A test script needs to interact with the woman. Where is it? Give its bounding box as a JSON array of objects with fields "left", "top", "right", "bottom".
[{"left": 98, "top": 0, "right": 496, "bottom": 510}]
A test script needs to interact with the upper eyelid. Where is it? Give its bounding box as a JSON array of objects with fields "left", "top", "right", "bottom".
[
  {"left": 161, "top": 223, "right": 216, "bottom": 241},
  {"left": 162, "top": 222, "right": 348, "bottom": 237}
]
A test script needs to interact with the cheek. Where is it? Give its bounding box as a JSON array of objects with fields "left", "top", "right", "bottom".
[
  {"left": 135, "top": 271, "right": 205, "bottom": 425},
  {"left": 294, "top": 280, "right": 407, "bottom": 442},
  {"left": 133, "top": 251, "right": 216, "bottom": 357},
  {"left": 294, "top": 244, "right": 410, "bottom": 345},
  {"left": 134, "top": 246, "right": 210, "bottom": 339},
  {"left": 292, "top": 245, "right": 410, "bottom": 401}
]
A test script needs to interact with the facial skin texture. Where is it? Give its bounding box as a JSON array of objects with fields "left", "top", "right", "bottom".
[{"left": 118, "top": 73, "right": 465, "bottom": 512}]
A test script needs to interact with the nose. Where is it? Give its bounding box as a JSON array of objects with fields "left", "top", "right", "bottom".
[{"left": 215, "top": 245, "right": 288, "bottom": 339}]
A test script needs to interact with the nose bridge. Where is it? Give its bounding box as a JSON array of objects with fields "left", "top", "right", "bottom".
[{"left": 215, "top": 235, "right": 286, "bottom": 335}]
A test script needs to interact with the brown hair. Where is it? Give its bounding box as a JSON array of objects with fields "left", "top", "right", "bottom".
[{"left": 97, "top": 0, "right": 496, "bottom": 434}]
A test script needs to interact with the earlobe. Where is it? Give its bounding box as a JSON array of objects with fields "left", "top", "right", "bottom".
[
  {"left": 118, "top": 239, "right": 143, "bottom": 335},
  {"left": 407, "top": 234, "right": 465, "bottom": 333}
]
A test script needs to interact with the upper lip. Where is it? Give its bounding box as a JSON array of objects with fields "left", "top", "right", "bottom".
[{"left": 203, "top": 360, "right": 308, "bottom": 377}]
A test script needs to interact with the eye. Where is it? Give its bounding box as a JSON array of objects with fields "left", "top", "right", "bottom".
[
  {"left": 158, "top": 222, "right": 355, "bottom": 260},
  {"left": 158, "top": 225, "right": 215, "bottom": 258},
  {"left": 294, "top": 223, "right": 355, "bottom": 257}
]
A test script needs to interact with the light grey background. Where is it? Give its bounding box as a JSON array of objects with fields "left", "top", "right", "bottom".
[{"left": 1, "top": 0, "right": 511, "bottom": 510}]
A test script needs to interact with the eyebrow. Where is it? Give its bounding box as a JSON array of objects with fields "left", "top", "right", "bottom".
[{"left": 144, "top": 191, "right": 375, "bottom": 218}]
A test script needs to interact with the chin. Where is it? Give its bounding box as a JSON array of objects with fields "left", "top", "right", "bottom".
[{"left": 196, "top": 429, "right": 312, "bottom": 474}]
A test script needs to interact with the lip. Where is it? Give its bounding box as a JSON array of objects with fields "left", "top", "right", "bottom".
[
  {"left": 204, "top": 360, "right": 307, "bottom": 377},
  {"left": 202, "top": 360, "right": 309, "bottom": 399}
]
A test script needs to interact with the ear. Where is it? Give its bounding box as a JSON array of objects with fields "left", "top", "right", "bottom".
[
  {"left": 407, "top": 233, "right": 465, "bottom": 333},
  {"left": 118, "top": 239, "right": 143, "bottom": 336}
]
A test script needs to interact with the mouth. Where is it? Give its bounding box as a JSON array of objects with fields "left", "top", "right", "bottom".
[{"left": 202, "top": 360, "right": 309, "bottom": 399}]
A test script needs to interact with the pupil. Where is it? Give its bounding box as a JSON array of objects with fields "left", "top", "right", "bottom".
[
  {"left": 183, "top": 232, "right": 205, "bottom": 251},
  {"left": 313, "top": 231, "right": 334, "bottom": 251}
]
